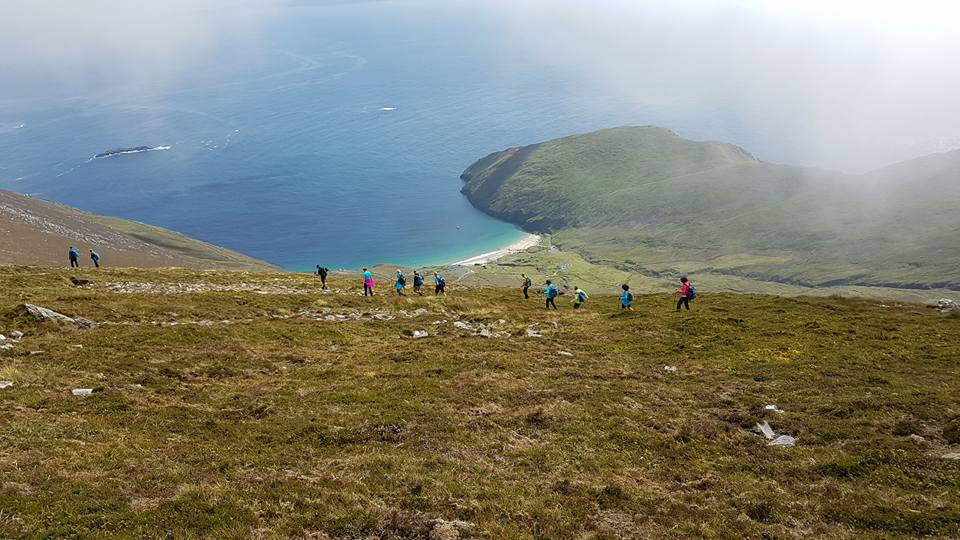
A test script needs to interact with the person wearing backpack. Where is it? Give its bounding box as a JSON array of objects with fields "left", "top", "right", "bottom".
[
  {"left": 362, "top": 268, "right": 375, "bottom": 296},
  {"left": 413, "top": 271, "right": 424, "bottom": 296},
  {"left": 68, "top": 246, "right": 80, "bottom": 268},
  {"left": 571, "top": 286, "right": 589, "bottom": 309},
  {"left": 434, "top": 272, "right": 446, "bottom": 295},
  {"left": 677, "top": 276, "right": 696, "bottom": 311},
  {"left": 395, "top": 269, "right": 407, "bottom": 296},
  {"left": 89, "top": 249, "right": 101, "bottom": 268},
  {"left": 316, "top": 265, "right": 329, "bottom": 289},
  {"left": 620, "top": 284, "right": 634, "bottom": 311},
  {"left": 544, "top": 280, "right": 559, "bottom": 310},
  {"left": 521, "top": 273, "right": 532, "bottom": 299}
]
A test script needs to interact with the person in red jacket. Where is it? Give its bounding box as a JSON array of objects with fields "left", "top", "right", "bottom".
[{"left": 676, "top": 276, "right": 694, "bottom": 311}]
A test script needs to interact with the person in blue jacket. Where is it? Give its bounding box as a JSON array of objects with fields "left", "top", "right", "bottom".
[
  {"left": 620, "top": 284, "right": 633, "bottom": 311},
  {"left": 434, "top": 272, "right": 446, "bottom": 295},
  {"left": 395, "top": 269, "right": 407, "bottom": 296},
  {"left": 544, "top": 280, "right": 559, "bottom": 309},
  {"left": 90, "top": 249, "right": 101, "bottom": 268},
  {"left": 362, "top": 268, "right": 375, "bottom": 296},
  {"left": 68, "top": 246, "right": 80, "bottom": 268}
]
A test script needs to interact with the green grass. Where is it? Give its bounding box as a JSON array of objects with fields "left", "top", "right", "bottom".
[
  {"left": 460, "top": 126, "right": 960, "bottom": 290},
  {"left": 1, "top": 266, "right": 959, "bottom": 538}
]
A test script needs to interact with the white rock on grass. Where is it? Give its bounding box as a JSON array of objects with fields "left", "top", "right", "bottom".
[
  {"left": 0, "top": 381, "right": 13, "bottom": 390},
  {"left": 663, "top": 365, "right": 677, "bottom": 374},
  {"left": 0, "top": 344, "right": 14, "bottom": 350},
  {"left": 71, "top": 388, "right": 94, "bottom": 396},
  {"left": 24, "top": 304, "right": 93, "bottom": 329},
  {"left": 942, "top": 453, "right": 960, "bottom": 460},
  {"left": 10, "top": 331, "right": 23, "bottom": 339},
  {"left": 412, "top": 330, "right": 429, "bottom": 339},
  {"left": 525, "top": 328, "right": 543, "bottom": 338},
  {"left": 558, "top": 351, "right": 573, "bottom": 357}
]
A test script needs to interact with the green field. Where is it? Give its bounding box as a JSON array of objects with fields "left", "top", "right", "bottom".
[
  {"left": 2, "top": 266, "right": 959, "bottom": 538},
  {"left": 460, "top": 127, "right": 960, "bottom": 291}
]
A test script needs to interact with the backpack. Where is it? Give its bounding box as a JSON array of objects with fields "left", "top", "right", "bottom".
[
  {"left": 624, "top": 291, "right": 633, "bottom": 303},
  {"left": 686, "top": 284, "right": 697, "bottom": 300},
  {"left": 547, "top": 285, "right": 558, "bottom": 298},
  {"left": 525, "top": 277, "right": 532, "bottom": 287},
  {"left": 577, "top": 291, "right": 587, "bottom": 303},
  {"left": 398, "top": 275, "right": 406, "bottom": 286}
]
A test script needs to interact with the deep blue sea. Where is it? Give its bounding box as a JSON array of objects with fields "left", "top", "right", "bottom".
[{"left": 0, "top": 1, "right": 809, "bottom": 271}]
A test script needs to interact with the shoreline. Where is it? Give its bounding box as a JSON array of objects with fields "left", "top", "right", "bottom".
[{"left": 452, "top": 233, "right": 541, "bottom": 266}]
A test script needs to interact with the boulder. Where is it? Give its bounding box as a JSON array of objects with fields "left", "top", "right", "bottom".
[{"left": 23, "top": 304, "right": 93, "bottom": 329}]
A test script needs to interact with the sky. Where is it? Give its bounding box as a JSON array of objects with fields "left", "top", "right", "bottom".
[{"left": 1, "top": 0, "right": 958, "bottom": 171}]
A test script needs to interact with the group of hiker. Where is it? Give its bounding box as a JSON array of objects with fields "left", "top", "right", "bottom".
[
  {"left": 68, "top": 246, "right": 101, "bottom": 268},
  {"left": 542, "top": 276, "right": 695, "bottom": 312},
  {"left": 336, "top": 266, "right": 696, "bottom": 311}
]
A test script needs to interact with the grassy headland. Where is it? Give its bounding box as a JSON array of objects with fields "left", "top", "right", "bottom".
[{"left": 460, "top": 127, "right": 960, "bottom": 292}]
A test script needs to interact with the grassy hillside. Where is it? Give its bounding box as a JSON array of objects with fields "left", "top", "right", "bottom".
[
  {"left": 1, "top": 266, "right": 959, "bottom": 538},
  {"left": 0, "top": 189, "right": 278, "bottom": 271},
  {"left": 460, "top": 127, "right": 960, "bottom": 290}
]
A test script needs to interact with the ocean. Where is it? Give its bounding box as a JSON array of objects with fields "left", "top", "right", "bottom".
[{"left": 0, "top": 1, "right": 836, "bottom": 271}]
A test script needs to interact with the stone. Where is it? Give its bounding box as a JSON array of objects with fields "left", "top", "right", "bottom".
[
  {"left": 412, "top": 330, "right": 429, "bottom": 339},
  {"left": 71, "top": 388, "right": 94, "bottom": 396},
  {"left": 0, "top": 381, "right": 13, "bottom": 390},
  {"left": 10, "top": 330, "right": 23, "bottom": 339},
  {"left": 23, "top": 304, "right": 93, "bottom": 329}
]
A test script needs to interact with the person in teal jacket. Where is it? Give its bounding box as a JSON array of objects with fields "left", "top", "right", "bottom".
[
  {"left": 362, "top": 268, "right": 375, "bottom": 296},
  {"left": 395, "top": 269, "right": 407, "bottom": 296},
  {"left": 620, "top": 284, "right": 633, "bottom": 310},
  {"left": 90, "top": 250, "right": 101, "bottom": 268},
  {"left": 544, "top": 280, "right": 559, "bottom": 310}
]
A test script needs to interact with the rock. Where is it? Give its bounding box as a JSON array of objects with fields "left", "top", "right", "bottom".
[
  {"left": 908, "top": 434, "right": 927, "bottom": 444},
  {"left": 756, "top": 421, "right": 776, "bottom": 440},
  {"left": 23, "top": 304, "right": 93, "bottom": 329},
  {"left": 70, "top": 276, "right": 92, "bottom": 287},
  {"left": 68, "top": 344, "right": 83, "bottom": 349},
  {"left": 937, "top": 298, "right": 959, "bottom": 311},
  {"left": 0, "top": 381, "right": 13, "bottom": 390},
  {"left": 769, "top": 435, "right": 796, "bottom": 447},
  {"left": 453, "top": 321, "right": 472, "bottom": 330},
  {"left": 942, "top": 453, "right": 960, "bottom": 460},
  {"left": 526, "top": 328, "right": 543, "bottom": 338},
  {"left": 764, "top": 404, "right": 784, "bottom": 414},
  {"left": 29, "top": 350, "right": 44, "bottom": 356},
  {"left": 0, "top": 334, "right": 5, "bottom": 341},
  {"left": 663, "top": 365, "right": 677, "bottom": 374},
  {"left": 558, "top": 351, "right": 573, "bottom": 357},
  {"left": 412, "top": 330, "right": 429, "bottom": 339},
  {"left": 10, "top": 330, "right": 23, "bottom": 339},
  {"left": 71, "top": 388, "right": 94, "bottom": 396},
  {"left": 0, "top": 344, "right": 13, "bottom": 350}
]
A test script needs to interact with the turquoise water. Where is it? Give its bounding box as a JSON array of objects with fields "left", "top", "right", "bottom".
[{"left": 0, "top": 1, "right": 775, "bottom": 271}]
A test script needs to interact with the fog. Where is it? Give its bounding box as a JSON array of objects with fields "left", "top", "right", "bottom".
[
  {"left": 1, "top": 0, "right": 958, "bottom": 171},
  {"left": 476, "top": 0, "right": 960, "bottom": 171}
]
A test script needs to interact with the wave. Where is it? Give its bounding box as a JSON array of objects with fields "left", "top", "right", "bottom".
[{"left": 93, "top": 145, "right": 172, "bottom": 159}]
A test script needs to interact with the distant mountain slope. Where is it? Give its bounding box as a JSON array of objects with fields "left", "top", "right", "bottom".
[
  {"left": 0, "top": 189, "right": 278, "bottom": 271},
  {"left": 461, "top": 127, "right": 960, "bottom": 289}
]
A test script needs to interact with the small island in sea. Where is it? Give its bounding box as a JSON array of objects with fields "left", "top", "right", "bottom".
[{"left": 94, "top": 145, "right": 170, "bottom": 159}]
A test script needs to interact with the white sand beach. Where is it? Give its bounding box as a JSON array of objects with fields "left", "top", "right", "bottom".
[{"left": 453, "top": 233, "right": 541, "bottom": 266}]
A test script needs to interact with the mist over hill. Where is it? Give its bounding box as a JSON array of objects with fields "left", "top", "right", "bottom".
[{"left": 461, "top": 127, "right": 960, "bottom": 290}]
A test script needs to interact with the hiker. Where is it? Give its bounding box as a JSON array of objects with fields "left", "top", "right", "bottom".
[
  {"left": 413, "top": 271, "right": 424, "bottom": 296},
  {"left": 521, "top": 273, "right": 532, "bottom": 299},
  {"left": 434, "top": 272, "right": 446, "bottom": 295},
  {"left": 68, "top": 246, "right": 80, "bottom": 268},
  {"left": 362, "top": 268, "right": 375, "bottom": 296},
  {"left": 89, "top": 249, "right": 101, "bottom": 268},
  {"left": 677, "top": 276, "right": 696, "bottom": 311},
  {"left": 571, "top": 286, "right": 588, "bottom": 309},
  {"left": 395, "top": 269, "right": 407, "bottom": 296},
  {"left": 316, "top": 265, "right": 329, "bottom": 289},
  {"left": 544, "top": 279, "right": 559, "bottom": 310},
  {"left": 620, "top": 284, "right": 633, "bottom": 310}
]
